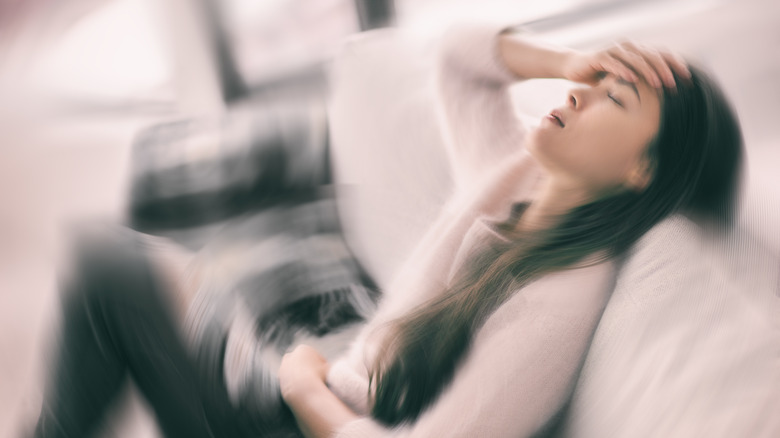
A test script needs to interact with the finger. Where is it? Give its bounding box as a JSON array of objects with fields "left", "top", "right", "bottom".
[
  {"left": 320, "top": 361, "right": 332, "bottom": 381},
  {"left": 596, "top": 54, "right": 638, "bottom": 82},
  {"left": 609, "top": 44, "right": 662, "bottom": 87},
  {"left": 625, "top": 42, "right": 676, "bottom": 88},
  {"left": 659, "top": 50, "right": 691, "bottom": 79},
  {"left": 613, "top": 42, "right": 662, "bottom": 87}
]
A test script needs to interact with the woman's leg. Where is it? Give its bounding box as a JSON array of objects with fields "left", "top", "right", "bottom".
[{"left": 34, "top": 226, "right": 217, "bottom": 438}]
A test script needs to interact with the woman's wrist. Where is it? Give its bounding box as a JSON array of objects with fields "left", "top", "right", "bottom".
[
  {"left": 279, "top": 344, "right": 332, "bottom": 405},
  {"left": 497, "top": 31, "right": 580, "bottom": 80},
  {"left": 281, "top": 375, "right": 329, "bottom": 406},
  {"left": 283, "top": 378, "right": 362, "bottom": 438}
]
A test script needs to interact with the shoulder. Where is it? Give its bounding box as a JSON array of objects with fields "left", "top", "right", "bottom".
[
  {"left": 477, "top": 256, "right": 618, "bottom": 340},
  {"left": 526, "top": 255, "right": 617, "bottom": 312}
]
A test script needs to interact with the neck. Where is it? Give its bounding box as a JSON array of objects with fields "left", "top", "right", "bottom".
[{"left": 515, "top": 177, "right": 590, "bottom": 234}]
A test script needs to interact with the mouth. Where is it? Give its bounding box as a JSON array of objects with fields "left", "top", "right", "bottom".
[{"left": 545, "top": 109, "right": 565, "bottom": 128}]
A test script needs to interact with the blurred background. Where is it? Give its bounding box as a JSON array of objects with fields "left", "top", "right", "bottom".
[{"left": 1, "top": 0, "right": 778, "bottom": 436}]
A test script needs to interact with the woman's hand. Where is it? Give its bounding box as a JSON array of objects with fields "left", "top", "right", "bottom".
[
  {"left": 278, "top": 345, "right": 361, "bottom": 438},
  {"left": 279, "top": 344, "right": 331, "bottom": 404},
  {"left": 562, "top": 41, "right": 690, "bottom": 88}
]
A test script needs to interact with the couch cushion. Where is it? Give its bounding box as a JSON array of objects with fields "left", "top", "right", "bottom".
[
  {"left": 560, "top": 215, "right": 780, "bottom": 437},
  {"left": 327, "top": 28, "right": 455, "bottom": 289}
]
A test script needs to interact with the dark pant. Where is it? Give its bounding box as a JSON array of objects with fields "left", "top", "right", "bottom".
[{"left": 34, "top": 225, "right": 300, "bottom": 438}]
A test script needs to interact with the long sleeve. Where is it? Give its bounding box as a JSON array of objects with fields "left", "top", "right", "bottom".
[
  {"left": 330, "top": 259, "right": 616, "bottom": 438},
  {"left": 435, "top": 22, "right": 529, "bottom": 188}
]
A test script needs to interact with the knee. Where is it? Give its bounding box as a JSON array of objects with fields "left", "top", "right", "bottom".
[{"left": 60, "top": 223, "right": 152, "bottom": 310}]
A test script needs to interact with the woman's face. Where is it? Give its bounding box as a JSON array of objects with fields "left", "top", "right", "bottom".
[{"left": 527, "top": 73, "right": 662, "bottom": 196}]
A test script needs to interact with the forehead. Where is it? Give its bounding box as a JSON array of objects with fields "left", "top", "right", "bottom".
[{"left": 602, "top": 73, "right": 660, "bottom": 100}]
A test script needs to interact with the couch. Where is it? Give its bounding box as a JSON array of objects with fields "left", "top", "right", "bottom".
[
  {"left": 120, "top": 24, "right": 779, "bottom": 438},
  {"left": 326, "top": 27, "right": 780, "bottom": 437}
]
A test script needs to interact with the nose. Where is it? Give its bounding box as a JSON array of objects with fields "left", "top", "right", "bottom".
[{"left": 567, "top": 88, "right": 584, "bottom": 110}]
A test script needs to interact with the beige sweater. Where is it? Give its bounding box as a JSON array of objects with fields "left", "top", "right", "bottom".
[{"left": 325, "top": 23, "right": 618, "bottom": 437}]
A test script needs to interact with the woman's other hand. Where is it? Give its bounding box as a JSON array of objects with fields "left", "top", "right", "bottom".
[
  {"left": 278, "top": 345, "right": 360, "bottom": 438},
  {"left": 279, "top": 344, "right": 331, "bottom": 404},
  {"left": 562, "top": 41, "right": 690, "bottom": 88}
]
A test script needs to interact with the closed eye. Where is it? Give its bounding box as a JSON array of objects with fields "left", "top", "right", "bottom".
[{"left": 607, "top": 92, "right": 624, "bottom": 108}]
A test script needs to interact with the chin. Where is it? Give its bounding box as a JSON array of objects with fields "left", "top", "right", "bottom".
[
  {"left": 525, "top": 129, "right": 541, "bottom": 153},
  {"left": 525, "top": 132, "right": 552, "bottom": 169}
]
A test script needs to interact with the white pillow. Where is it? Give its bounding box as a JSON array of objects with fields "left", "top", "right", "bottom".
[
  {"left": 565, "top": 215, "right": 780, "bottom": 437},
  {"left": 327, "top": 28, "right": 454, "bottom": 288}
]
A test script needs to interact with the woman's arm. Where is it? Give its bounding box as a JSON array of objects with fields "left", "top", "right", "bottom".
[
  {"left": 284, "top": 380, "right": 361, "bottom": 438},
  {"left": 280, "top": 345, "right": 362, "bottom": 438},
  {"left": 434, "top": 23, "right": 576, "bottom": 187},
  {"left": 496, "top": 28, "right": 576, "bottom": 80}
]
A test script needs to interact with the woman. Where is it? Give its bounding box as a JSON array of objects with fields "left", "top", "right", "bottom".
[
  {"left": 278, "top": 23, "right": 742, "bottom": 437},
  {"left": 33, "top": 22, "right": 742, "bottom": 438}
]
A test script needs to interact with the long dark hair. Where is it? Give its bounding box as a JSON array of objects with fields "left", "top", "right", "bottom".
[{"left": 368, "top": 65, "right": 744, "bottom": 426}]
